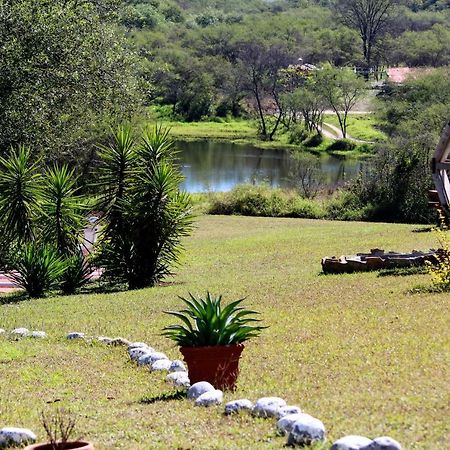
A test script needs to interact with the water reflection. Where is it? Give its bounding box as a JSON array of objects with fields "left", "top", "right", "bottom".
[{"left": 176, "top": 140, "right": 361, "bottom": 193}]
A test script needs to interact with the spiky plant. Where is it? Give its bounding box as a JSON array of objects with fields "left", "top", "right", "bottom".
[
  {"left": 95, "top": 125, "right": 193, "bottom": 289},
  {"left": 0, "top": 146, "right": 41, "bottom": 243},
  {"left": 162, "top": 292, "right": 267, "bottom": 347},
  {"left": 40, "top": 164, "right": 87, "bottom": 257},
  {"left": 60, "top": 252, "right": 92, "bottom": 295},
  {"left": 6, "top": 243, "right": 67, "bottom": 298}
]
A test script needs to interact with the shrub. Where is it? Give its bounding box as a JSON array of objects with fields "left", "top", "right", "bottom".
[
  {"left": 6, "top": 243, "right": 66, "bottom": 298},
  {"left": 426, "top": 219, "right": 450, "bottom": 291},
  {"left": 325, "top": 190, "right": 374, "bottom": 221},
  {"left": 288, "top": 126, "right": 309, "bottom": 145},
  {"left": 95, "top": 125, "right": 194, "bottom": 289},
  {"left": 326, "top": 139, "right": 356, "bottom": 152},
  {"left": 208, "top": 185, "right": 325, "bottom": 219},
  {"left": 60, "top": 253, "right": 92, "bottom": 295},
  {"left": 162, "top": 292, "right": 267, "bottom": 347},
  {"left": 302, "top": 133, "right": 323, "bottom": 148}
]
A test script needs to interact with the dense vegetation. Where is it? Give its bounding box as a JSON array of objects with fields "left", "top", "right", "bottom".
[{"left": 1, "top": 0, "right": 449, "bottom": 225}]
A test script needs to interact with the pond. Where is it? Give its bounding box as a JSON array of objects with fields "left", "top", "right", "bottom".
[{"left": 177, "top": 140, "right": 362, "bottom": 193}]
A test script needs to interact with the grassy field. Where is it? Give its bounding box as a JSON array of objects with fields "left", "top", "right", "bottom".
[
  {"left": 1, "top": 216, "right": 449, "bottom": 449},
  {"left": 323, "top": 114, "right": 386, "bottom": 142}
]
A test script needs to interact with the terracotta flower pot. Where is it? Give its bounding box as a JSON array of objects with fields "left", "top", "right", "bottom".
[
  {"left": 180, "top": 344, "right": 244, "bottom": 391},
  {"left": 25, "top": 441, "right": 93, "bottom": 450}
]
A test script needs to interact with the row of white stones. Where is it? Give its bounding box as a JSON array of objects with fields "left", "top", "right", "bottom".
[{"left": 0, "top": 329, "right": 403, "bottom": 450}]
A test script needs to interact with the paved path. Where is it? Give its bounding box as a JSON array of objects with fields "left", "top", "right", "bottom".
[
  {"left": 0, "top": 270, "right": 102, "bottom": 293},
  {"left": 321, "top": 122, "right": 375, "bottom": 144}
]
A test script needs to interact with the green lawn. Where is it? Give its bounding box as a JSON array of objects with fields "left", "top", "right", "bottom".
[
  {"left": 324, "top": 114, "right": 386, "bottom": 142},
  {"left": 1, "top": 216, "right": 449, "bottom": 449}
]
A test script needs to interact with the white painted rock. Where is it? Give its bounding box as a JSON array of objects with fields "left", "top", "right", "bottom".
[
  {"left": 276, "top": 413, "right": 305, "bottom": 435},
  {"left": 0, "top": 329, "right": 6, "bottom": 335},
  {"left": 169, "top": 360, "right": 186, "bottom": 372},
  {"left": 128, "top": 342, "right": 149, "bottom": 350},
  {"left": 166, "top": 372, "right": 190, "bottom": 388},
  {"left": 130, "top": 347, "right": 154, "bottom": 361},
  {"left": 287, "top": 413, "right": 326, "bottom": 446},
  {"left": 252, "top": 397, "right": 287, "bottom": 418},
  {"left": 97, "top": 336, "right": 113, "bottom": 344},
  {"left": 276, "top": 405, "right": 302, "bottom": 418},
  {"left": 111, "top": 337, "right": 130, "bottom": 346},
  {"left": 67, "top": 332, "right": 85, "bottom": 340},
  {"left": 137, "top": 352, "right": 168, "bottom": 365},
  {"left": 151, "top": 359, "right": 172, "bottom": 371},
  {"left": 0, "top": 427, "right": 36, "bottom": 447},
  {"left": 11, "top": 328, "right": 30, "bottom": 337},
  {"left": 224, "top": 399, "right": 254, "bottom": 415},
  {"left": 30, "top": 331, "right": 47, "bottom": 339},
  {"left": 195, "top": 389, "right": 223, "bottom": 407},
  {"left": 362, "top": 437, "right": 403, "bottom": 450},
  {"left": 187, "top": 381, "right": 215, "bottom": 400},
  {"left": 331, "top": 435, "right": 373, "bottom": 450}
]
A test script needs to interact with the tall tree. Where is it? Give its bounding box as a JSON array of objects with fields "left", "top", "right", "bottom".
[
  {"left": 237, "top": 42, "right": 293, "bottom": 140},
  {"left": 336, "top": 0, "right": 394, "bottom": 70},
  {"left": 316, "top": 65, "right": 366, "bottom": 139},
  {"left": 0, "top": 0, "right": 141, "bottom": 163}
]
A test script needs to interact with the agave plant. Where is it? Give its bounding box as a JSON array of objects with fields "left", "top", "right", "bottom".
[{"left": 162, "top": 292, "right": 267, "bottom": 347}]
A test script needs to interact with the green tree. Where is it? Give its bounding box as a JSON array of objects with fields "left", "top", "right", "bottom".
[
  {"left": 317, "top": 65, "right": 366, "bottom": 139},
  {"left": 336, "top": 0, "right": 395, "bottom": 70},
  {"left": 0, "top": 0, "right": 141, "bottom": 163}
]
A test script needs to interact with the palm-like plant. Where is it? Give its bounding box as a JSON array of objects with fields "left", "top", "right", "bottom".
[
  {"left": 59, "top": 252, "right": 92, "bottom": 295},
  {"left": 162, "top": 292, "right": 267, "bottom": 347},
  {"left": 0, "top": 146, "right": 41, "bottom": 243},
  {"left": 95, "top": 125, "right": 193, "bottom": 289},
  {"left": 6, "top": 243, "right": 67, "bottom": 298},
  {"left": 40, "top": 164, "right": 87, "bottom": 256}
]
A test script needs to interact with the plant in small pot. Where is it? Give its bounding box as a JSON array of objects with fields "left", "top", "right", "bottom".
[
  {"left": 25, "top": 408, "right": 93, "bottom": 450},
  {"left": 162, "top": 292, "right": 267, "bottom": 390}
]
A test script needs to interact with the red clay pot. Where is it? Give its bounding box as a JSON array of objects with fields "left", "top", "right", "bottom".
[
  {"left": 180, "top": 344, "right": 244, "bottom": 391},
  {"left": 25, "top": 442, "right": 93, "bottom": 450}
]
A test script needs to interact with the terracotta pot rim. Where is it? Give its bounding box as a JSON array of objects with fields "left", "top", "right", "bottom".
[
  {"left": 180, "top": 343, "right": 245, "bottom": 350},
  {"left": 25, "top": 441, "right": 93, "bottom": 450}
]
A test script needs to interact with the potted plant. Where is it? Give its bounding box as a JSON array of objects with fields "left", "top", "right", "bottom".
[
  {"left": 25, "top": 409, "right": 93, "bottom": 450},
  {"left": 162, "top": 292, "right": 267, "bottom": 390}
]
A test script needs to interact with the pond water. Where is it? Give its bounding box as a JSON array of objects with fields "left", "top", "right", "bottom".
[{"left": 177, "top": 140, "right": 362, "bottom": 193}]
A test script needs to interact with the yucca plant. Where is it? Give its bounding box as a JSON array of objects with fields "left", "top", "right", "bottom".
[
  {"left": 94, "top": 125, "right": 193, "bottom": 289},
  {"left": 162, "top": 292, "right": 267, "bottom": 347},
  {"left": 0, "top": 146, "right": 41, "bottom": 243},
  {"left": 6, "top": 243, "right": 67, "bottom": 298},
  {"left": 40, "top": 164, "right": 87, "bottom": 257},
  {"left": 60, "top": 252, "right": 92, "bottom": 295}
]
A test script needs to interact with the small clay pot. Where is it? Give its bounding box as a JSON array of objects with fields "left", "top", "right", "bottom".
[{"left": 25, "top": 441, "right": 93, "bottom": 450}]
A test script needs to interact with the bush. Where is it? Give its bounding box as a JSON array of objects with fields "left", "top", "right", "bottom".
[
  {"left": 326, "top": 139, "right": 356, "bottom": 152},
  {"left": 208, "top": 185, "right": 325, "bottom": 219},
  {"left": 6, "top": 243, "right": 67, "bottom": 298},
  {"left": 288, "top": 126, "right": 309, "bottom": 145},
  {"left": 302, "top": 133, "right": 323, "bottom": 148},
  {"left": 60, "top": 253, "right": 91, "bottom": 295},
  {"left": 325, "top": 190, "right": 374, "bottom": 221}
]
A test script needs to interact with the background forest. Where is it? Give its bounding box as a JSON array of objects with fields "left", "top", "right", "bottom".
[{"left": 0, "top": 0, "right": 449, "bottom": 224}]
